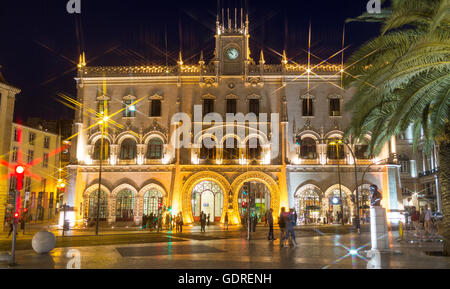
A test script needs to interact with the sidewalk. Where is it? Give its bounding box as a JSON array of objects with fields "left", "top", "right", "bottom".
[{"left": 0, "top": 230, "right": 448, "bottom": 269}]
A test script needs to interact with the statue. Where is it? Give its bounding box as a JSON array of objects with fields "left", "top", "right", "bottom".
[{"left": 369, "top": 185, "right": 382, "bottom": 207}]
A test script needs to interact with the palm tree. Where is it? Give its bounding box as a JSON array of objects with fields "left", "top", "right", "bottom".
[{"left": 344, "top": 0, "right": 450, "bottom": 254}]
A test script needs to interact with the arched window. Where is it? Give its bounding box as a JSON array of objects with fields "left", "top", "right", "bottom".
[
  {"left": 88, "top": 190, "right": 108, "bottom": 220},
  {"left": 223, "top": 137, "right": 238, "bottom": 160},
  {"left": 116, "top": 190, "right": 135, "bottom": 221},
  {"left": 143, "top": 189, "right": 163, "bottom": 216},
  {"left": 300, "top": 137, "right": 317, "bottom": 159},
  {"left": 355, "top": 139, "right": 370, "bottom": 159},
  {"left": 200, "top": 137, "right": 216, "bottom": 160},
  {"left": 327, "top": 140, "right": 345, "bottom": 160},
  {"left": 147, "top": 138, "right": 163, "bottom": 159},
  {"left": 246, "top": 138, "right": 262, "bottom": 159},
  {"left": 93, "top": 139, "right": 110, "bottom": 160},
  {"left": 120, "top": 138, "right": 137, "bottom": 160}
]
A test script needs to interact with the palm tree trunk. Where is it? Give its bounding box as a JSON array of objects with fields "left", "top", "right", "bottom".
[{"left": 440, "top": 123, "right": 450, "bottom": 255}]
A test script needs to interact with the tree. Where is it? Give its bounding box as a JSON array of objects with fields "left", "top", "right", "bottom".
[{"left": 344, "top": 0, "right": 450, "bottom": 254}]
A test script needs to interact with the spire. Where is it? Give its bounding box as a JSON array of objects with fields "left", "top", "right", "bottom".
[
  {"left": 199, "top": 50, "right": 205, "bottom": 66},
  {"left": 178, "top": 51, "right": 183, "bottom": 66},
  {"left": 282, "top": 50, "right": 288, "bottom": 65},
  {"left": 259, "top": 50, "right": 265, "bottom": 64},
  {"left": 78, "top": 51, "right": 86, "bottom": 69}
]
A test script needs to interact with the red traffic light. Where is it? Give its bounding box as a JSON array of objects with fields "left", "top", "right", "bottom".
[
  {"left": 15, "top": 165, "right": 25, "bottom": 174},
  {"left": 242, "top": 201, "right": 247, "bottom": 208},
  {"left": 15, "top": 165, "right": 25, "bottom": 191},
  {"left": 23, "top": 208, "right": 28, "bottom": 213},
  {"left": 14, "top": 212, "right": 20, "bottom": 219}
]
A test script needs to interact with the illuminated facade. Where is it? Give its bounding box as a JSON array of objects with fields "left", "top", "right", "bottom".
[
  {"left": 67, "top": 14, "right": 404, "bottom": 227},
  {"left": 5, "top": 123, "right": 61, "bottom": 223},
  {"left": 0, "top": 69, "right": 20, "bottom": 232}
]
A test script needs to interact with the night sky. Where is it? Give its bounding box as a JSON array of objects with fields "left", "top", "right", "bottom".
[{"left": 0, "top": 0, "right": 381, "bottom": 121}]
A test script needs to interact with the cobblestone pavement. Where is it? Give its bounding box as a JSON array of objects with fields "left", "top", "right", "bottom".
[{"left": 0, "top": 228, "right": 448, "bottom": 269}]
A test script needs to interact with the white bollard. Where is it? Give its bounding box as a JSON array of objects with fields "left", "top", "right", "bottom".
[{"left": 370, "top": 206, "right": 390, "bottom": 251}]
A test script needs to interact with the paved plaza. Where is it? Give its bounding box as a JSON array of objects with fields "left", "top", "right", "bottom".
[{"left": 0, "top": 224, "right": 448, "bottom": 269}]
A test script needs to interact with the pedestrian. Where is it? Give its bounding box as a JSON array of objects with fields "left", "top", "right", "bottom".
[
  {"left": 20, "top": 216, "right": 26, "bottom": 235},
  {"left": 200, "top": 211, "right": 206, "bottom": 232},
  {"left": 424, "top": 206, "right": 433, "bottom": 235},
  {"left": 207, "top": 213, "right": 210, "bottom": 226},
  {"left": 165, "top": 213, "right": 170, "bottom": 230},
  {"left": 142, "top": 214, "right": 147, "bottom": 229},
  {"left": 267, "top": 208, "right": 275, "bottom": 241},
  {"left": 7, "top": 219, "right": 14, "bottom": 238},
  {"left": 278, "top": 207, "right": 287, "bottom": 247},
  {"left": 411, "top": 207, "right": 421, "bottom": 238},
  {"left": 179, "top": 212, "right": 183, "bottom": 233},
  {"left": 264, "top": 211, "right": 268, "bottom": 226},
  {"left": 224, "top": 212, "right": 229, "bottom": 231},
  {"left": 286, "top": 208, "right": 298, "bottom": 247}
]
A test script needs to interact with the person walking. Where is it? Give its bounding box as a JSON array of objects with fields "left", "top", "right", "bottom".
[
  {"left": 278, "top": 207, "right": 287, "bottom": 247},
  {"left": 224, "top": 212, "right": 229, "bottom": 231},
  {"left": 7, "top": 219, "right": 15, "bottom": 238},
  {"left": 207, "top": 213, "right": 210, "bottom": 226},
  {"left": 20, "top": 216, "right": 26, "bottom": 235},
  {"left": 267, "top": 208, "right": 275, "bottom": 241},
  {"left": 286, "top": 208, "right": 298, "bottom": 247},
  {"left": 424, "top": 206, "right": 433, "bottom": 235},
  {"left": 411, "top": 207, "right": 421, "bottom": 238}
]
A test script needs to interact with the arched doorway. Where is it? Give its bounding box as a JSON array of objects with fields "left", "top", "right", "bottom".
[
  {"left": 237, "top": 181, "right": 271, "bottom": 224},
  {"left": 143, "top": 189, "right": 163, "bottom": 216},
  {"left": 191, "top": 181, "right": 224, "bottom": 222},
  {"left": 116, "top": 190, "right": 135, "bottom": 221},
  {"left": 324, "top": 186, "right": 353, "bottom": 224},
  {"left": 88, "top": 190, "right": 108, "bottom": 221},
  {"left": 294, "top": 185, "right": 322, "bottom": 225}
]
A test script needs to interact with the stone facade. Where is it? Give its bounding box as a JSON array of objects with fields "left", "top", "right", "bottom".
[
  {"left": 0, "top": 69, "right": 20, "bottom": 231},
  {"left": 66, "top": 16, "right": 404, "bottom": 227}
]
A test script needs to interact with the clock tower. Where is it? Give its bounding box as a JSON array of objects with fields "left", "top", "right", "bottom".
[{"left": 214, "top": 9, "right": 251, "bottom": 75}]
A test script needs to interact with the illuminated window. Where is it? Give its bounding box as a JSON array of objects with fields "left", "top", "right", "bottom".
[
  {"left": 98, "top": 100, "right": 109, "bottom": 115},
  {"left": 143, "top": 189, "right": 163, "bottom": 216},
  {"left": 120, "top": 139, "right": 137, "bottom": 160},
  {"left": 88, "top": 190, "right": 108, "bottom": 220},
  {"left": 146, "top": 138, "right": 163, "bottom": 159},
  {"left": 42, "top": 153, "right": 49, "bottom": 168},
  {"left": 300, "top": 138, "right": 317, "bottom": 159},
  {"left": 93, "top": 139, "right": 110, "bottom": 160},
  {"left": 327, "top": 141, "right": 344, "bottom": 160},
  {"left": 123, "top": 100, "right": 135, "bottom": 117},
  {"left": 116, "top": 190, "right": 135, "bottom": 221}
]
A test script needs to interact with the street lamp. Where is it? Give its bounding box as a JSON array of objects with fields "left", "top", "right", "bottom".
[
  {"left": 328, "top": 140, "right": 345, "bottom": 225},
  {"left": 329, "top": 139, "right": 361, "bottom": 233},
  {"left": 96, "top": 115, "right": 109, "bottom": 235}
]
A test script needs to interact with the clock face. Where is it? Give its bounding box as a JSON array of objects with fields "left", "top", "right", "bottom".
[{"left": 225, "top": 47, "right": 239, "bottom": 60}]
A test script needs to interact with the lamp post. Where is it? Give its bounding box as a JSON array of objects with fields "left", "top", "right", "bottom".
[
  {"left": 329, "top": 140, "right": 344, "bottom": 225},
  {"left": 95, "top": 116, "right": 109, "bottom": 236}
]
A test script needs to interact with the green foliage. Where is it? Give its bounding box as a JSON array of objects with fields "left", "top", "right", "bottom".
[{"left": 344, "top": 0, "right": 450, "bottom": 155}]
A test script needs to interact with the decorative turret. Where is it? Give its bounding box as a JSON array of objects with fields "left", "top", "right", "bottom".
[
  {"left": 259, "top": 50, "right": 265, "bottom": 65},
  {"left": 199, "top": 50, "right": 205, "bottom": 66}
]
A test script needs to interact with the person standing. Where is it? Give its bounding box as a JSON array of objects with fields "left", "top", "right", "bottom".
[
  {"left": 200, "top": 211, "right": 206, "bottom": 232},
  {"left": 179, "top": 212, "right": 183, "bottom": 233},
  {"left": 424, "top": 206, "right": 433, "bottom": 235},
  {"left": 278, "top": 207, "right": 287, "bottom": 247},
  {"left": 267, "top": 208, "right": 275, "bottom": 241},
  {"left": 207, "top": 213, "right": 210, "bottom": 226},
  {"left": 224, "top": 212, "right": 229, "bottom": 231},
  {"left": 20, "top": 215, "right": 26, "bottom": 235},
  {"left": 286, "top": 208, "right": 298, "bottom": 247}
]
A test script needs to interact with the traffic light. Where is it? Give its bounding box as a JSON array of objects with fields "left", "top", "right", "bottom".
[
  {"left": 296, "top": 136, "right": 302, "bottom": 146},
  {"left": 15, "top": 165, "right": 25, "bottom": 191},
  {"left": 13, "top": 211, "right": 20, "bottom": 223},
  {"left": 158, "top": 198, "right": 162, "bottom": 209},
  {"left": 242, "top": 201, "right": 247, "bottom": 208},
  {"left": 23, "top": 208, "right": 28, "bottom": 214}
]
